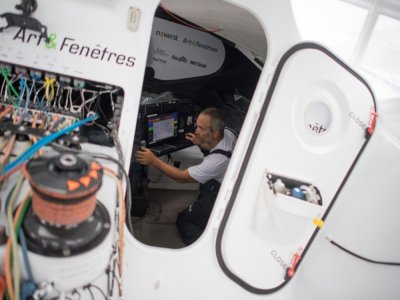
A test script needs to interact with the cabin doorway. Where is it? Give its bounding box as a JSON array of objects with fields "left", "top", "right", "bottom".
[{"left": 130, "top": 0, "right": 267, "bottom": 248}]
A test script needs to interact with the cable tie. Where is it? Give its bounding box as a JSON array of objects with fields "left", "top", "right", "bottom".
[{"left": 313, "top": 218, "right": 324, "bottom": 228}]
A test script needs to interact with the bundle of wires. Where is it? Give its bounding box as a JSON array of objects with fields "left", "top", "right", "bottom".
[
  {"left": 1, "top": 114, "right": 98, "bottom": 177},
  {"left": 0, "top": 67, "right": 19, "bottom": 107},
  {"left": 4, "top": 175, "right": 34, "bottom": 300}
]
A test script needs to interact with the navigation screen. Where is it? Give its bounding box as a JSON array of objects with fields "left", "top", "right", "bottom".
[{"left": 147, "top": 112, "right": 178, "bottom": 145}]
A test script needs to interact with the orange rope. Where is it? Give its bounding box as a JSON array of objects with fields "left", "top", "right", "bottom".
[
  {"left": 47, "top": 115, "right": 59, "bottom": 131},
  {"left": 0, "top": 163, "right": 26, "bottom": 183},
  {"left": 1, "top": 135, "right": 16, "bottom": 166},
  {"left": 0, "top": 106, "right": 13, "bottom": 119},
  {"left": 30, "top": 114, "right": 43, "bottom": 157},
  {"left": 31, "top": 113, "right": 39, "bottom": 129},
  {"left": 4, "top": 190, "right": 32, "bottom": 300},
  {"left": 39, "top": 114, "right": 46, "bottom": 129}
]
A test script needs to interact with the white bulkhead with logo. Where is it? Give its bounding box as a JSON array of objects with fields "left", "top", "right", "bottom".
[
  {"left": 146, "top": 17, "right": 225, "bottom": 80},
  {"left": 0, "top": 0, "right": 160, "bottom": 290},
  {"left": 0, "top": 0, "right": 156, "bottom": 168},
  {"left": 216, "top": 43, "right": 375, "bottom": 292}
]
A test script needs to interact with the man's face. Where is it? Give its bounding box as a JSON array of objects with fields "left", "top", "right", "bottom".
[{"left": 195, "top": 113, "right": 214, "bottom": 146}]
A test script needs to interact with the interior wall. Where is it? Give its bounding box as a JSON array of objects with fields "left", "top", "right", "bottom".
[{"left": 142, "top": 4, "right": 266, "bottom": 133}]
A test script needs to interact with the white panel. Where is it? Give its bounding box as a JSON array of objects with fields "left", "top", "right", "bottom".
[
  {"left": 219, "top": 45, "right": 375, "bottom": 290},
  {"left": 147, "top": 17, "right": 226, "bottom": 80}
]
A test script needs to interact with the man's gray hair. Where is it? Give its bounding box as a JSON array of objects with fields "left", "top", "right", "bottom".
[{"left": 201, "top": 107, "right": 225, "bottom": 137}]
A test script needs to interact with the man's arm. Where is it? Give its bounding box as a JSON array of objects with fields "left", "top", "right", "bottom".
[{"left": 135, "top": 147, "right": 197, "bottom": 183}]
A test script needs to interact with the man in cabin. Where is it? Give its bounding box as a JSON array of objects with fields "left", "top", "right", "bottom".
[{"left": 135, "top": 107, "right": 237, "bottom": 245}]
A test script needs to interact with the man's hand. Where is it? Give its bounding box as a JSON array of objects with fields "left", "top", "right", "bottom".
[
  {"left": 135, "top": 147, "right": 156, "bottom": 165},
  {"left": 185, "top": 132, "right": 199, "bottom": 145},
  {"left": 135, "top": 146, "right": 196, "bottom": 183}
]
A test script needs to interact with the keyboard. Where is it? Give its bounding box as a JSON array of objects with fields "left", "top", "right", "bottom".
[
  {"left": 150, "top": 139, "right": 193, "bottom": 156},
  {"left": 151, "top": 144, "right": 177, "bottom": 155}
]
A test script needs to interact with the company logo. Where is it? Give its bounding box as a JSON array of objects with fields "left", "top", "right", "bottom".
[
  {"left": 182, "top": 38, "right": 218, "bottom": 52},
  {"left": 152, "top": 57, "right": 167, "bottom": 64},
  {"left": 171, "top": 54, "right": 187, "bottom": 63},
  {"left": 155, "top": 30, "right": 178, "bottom": 41},
  {"left": 305, "top": 101, "right": 331, "bottom": 135},
  {"left": 45, "top": 33, "right": 58, "bottom": 49},
  {"left": 152, "top": 47, "right": 169, "bottom": 58},
  {"left": 12, "top": 28, "right": 136, "bottom": 68},
  {"left": 190, "top": 60, "right": 206, "bottom": 68},
  {"left": 308, "top": 122, "right": 327, "bottom": 134}
]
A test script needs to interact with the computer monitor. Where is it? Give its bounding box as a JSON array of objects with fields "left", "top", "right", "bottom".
[{"left": 146, "top": 112, "right": 178, "bottom": 145}]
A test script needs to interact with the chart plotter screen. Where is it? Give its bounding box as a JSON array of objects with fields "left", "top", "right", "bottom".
[{"left": 147, "top": 112, "right": 178, "bottom": 145}]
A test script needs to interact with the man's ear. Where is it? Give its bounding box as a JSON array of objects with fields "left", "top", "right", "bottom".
[{"left": 212, "top": 130, "right": 220, "bottom": 140}]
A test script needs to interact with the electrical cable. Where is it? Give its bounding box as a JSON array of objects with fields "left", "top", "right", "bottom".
[
  {"left": 29, "top": 74, "right": 41, "bottom": 106},
  {"left": 110, "top": 251, "right": 121, "bottom": 298},
  {"left": 18, "top": 231, "right": 34, "bottom": 282},
  {"left": 0, "top": 71, "right": 7, "bottom": 99},
  {"left": 109, "top": 125, "right": 130, "bottom": 247},
  {"left": 1, "top": 134, "right": 16, "bottom": 168},
  {"left": 0, "top": 163, "right": 26, "bottom": 184},
  {"left": 15, "top": 194, "right": 34, "bottom": 300},
  {"left": 4, "top": 186, "right": 17, "bottom": 300},
  {"left": 17, "top": 77, "right": 25, "bottom": 114},
  {"left": 329, "top": 239, "right": 400, "bottom": 266},
  {"left": 50, "top": 116, "right": 65, "bottom": 131},
  {"left": 84, "top": 285, "right": 95, "bottom": 300},
  {"left": 159, "top": 3, "right": 222, "bottom": 33},
  {"left": 7, "top": 76, "right": 19, "bottom": 107},
  {"left": 0, "top": 138, "right": 8, "bottom": 155},
  {"left": 0, "top": 136, "right": 31, "bottom": 185},
  {"left": 34, "top": 84, "right": 47, "bottom": 114},
  {"left": 104, "top": 248, "right": 120, "bottom": 298},
  {"left": 5, "top": 175, "right": 26, "bottom": 300},
  {"left": 49, "top": 297, "right": 73, "bottom": 300},
  {"left": 16, "top": 76, "right": 31, "bottom": 124},
  {"left": 0, "top": 68, "right": 19, "bottom": 106},
  {"left": 72, "top": 289, "right": 82, "bottom": 300},
  {"left": 96, "top": 152, "right": 133, "bottom": 233},
  {"left": 103, "top": 167, "right": 125, "bottom": 280},
  {"left": 22, "top": 78, "right": 31, "bottom": 120},
  {"left": 0, "top": 105, "right": 13, "bottom": 119},
  {"left": 44, "top": 77, "right": 55, "bottom": 102},
  {"left": 93, "top": 122, "right": 111, "bottom": 136},
  {"left": 87, "top": 284, "right": 107, "bottom": 300},
  {"left": 47, "top": 115, "right": 60, "bottom": 131}
]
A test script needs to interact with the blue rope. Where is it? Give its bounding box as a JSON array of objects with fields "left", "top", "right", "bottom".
[
  {"left": 20, "top": 78, "right": 31, "bottom": 124},
  {"left": 1, "top": 114, "right": 98, "bottom": 175}
]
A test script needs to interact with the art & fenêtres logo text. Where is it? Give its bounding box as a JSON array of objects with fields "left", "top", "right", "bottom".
[{"left": 12, "top": 28, "right": 136, "bottom": 68}]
